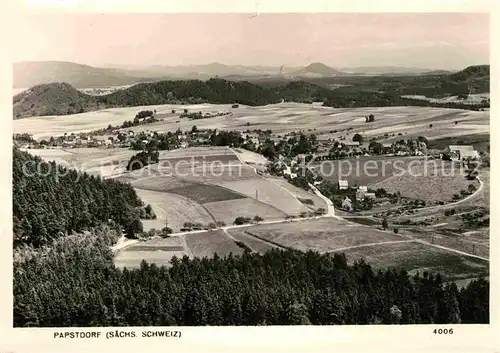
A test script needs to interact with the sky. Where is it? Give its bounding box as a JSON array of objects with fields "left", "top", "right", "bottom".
[{"left": 10, "top": 13, "right": 489, "bottom": 70}]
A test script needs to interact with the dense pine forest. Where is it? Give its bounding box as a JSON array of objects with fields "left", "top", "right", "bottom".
[
  {"left": 12, "top": 148, "right": 489, "bottom": 326},
  {"left": 13, "top": 148, "right": 152, "bottom": 247},
  {"left": 13, "top": 231, "right": 488, "bottom": 327}
]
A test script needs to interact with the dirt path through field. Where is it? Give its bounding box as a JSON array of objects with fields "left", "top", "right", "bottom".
[
  {"left": 412, "top": 239, "right": 489, "bottom": 261},
  {"left": 324, "top": 240, "right": 416, "bottom": 253},
  {"left": 111, "top": 235, "right": 139, "bottom": 252},
  {"left": 178, "top": 235, "right": 194, "bottom": 258},
  {"left": 221, "top": 228, "right": 257, "bottom": 252}
]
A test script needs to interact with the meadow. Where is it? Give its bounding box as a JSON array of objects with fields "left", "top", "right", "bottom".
[{"left": 14, "top": 103, "right": 489, "bottom": 141}]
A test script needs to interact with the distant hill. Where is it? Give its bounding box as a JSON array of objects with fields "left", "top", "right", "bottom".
[
  {"left": 292, "top": 62, "right": 344, "bottom": 77},
  {"left": 341, "top": 66, "right": 451, "bottom": 75},
  {"left": 13, "top": 64, "right": 490, "bottom": 119},
  {"left": 13, "top": 61, "right": 164, "bottom": 89},
  {"left": 448, "top": 65, "right": 490, "bottom": 82},
  {"left": 13, "top": 83, "right": 102, "bottom": 118}
]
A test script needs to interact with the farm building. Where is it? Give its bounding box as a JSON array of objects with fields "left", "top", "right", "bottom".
[
  {"left": 446, "top": 145, "right": 479, "bottom": 161},
  {"left": 343, "top": 141, "right": 360, "bottom": 147},
  {"left": 338, "top": 180, "right": 349, "bottom": 190},
  {"left": 356, "top": 186, "right": 368, "bottom": 201},
  {"left": 342, "top": 197, "right": 353, "bottom": 211}
]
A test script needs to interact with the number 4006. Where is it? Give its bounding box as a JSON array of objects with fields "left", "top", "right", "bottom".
[{"left": 433, "top": 328, "right": 454, "bottom": 334}]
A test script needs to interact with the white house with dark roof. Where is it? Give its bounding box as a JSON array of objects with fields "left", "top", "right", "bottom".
[{"left": 447, "top": 145, "right": 479, "bottom": 161}]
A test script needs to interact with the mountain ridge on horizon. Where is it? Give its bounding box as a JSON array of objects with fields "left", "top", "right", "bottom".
[{"left": 13, "top": 60, "right": 475, "bottom": 89}]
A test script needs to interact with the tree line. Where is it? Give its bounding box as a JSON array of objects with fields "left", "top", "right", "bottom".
[
  {"left": 13, "top": 148, "right": 152, "bottom": 246},
  {"left": 13, "top": 230, "right": 488, "bottom": 327}
]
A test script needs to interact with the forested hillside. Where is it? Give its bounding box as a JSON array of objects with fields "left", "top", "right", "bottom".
[
  {"left": 100, "top": 78, "right": 281, "bottom": 107},
  {"left": 12, "top": 148, "right": 152, "bottom": 247},
  {"left": 13, "top": 232, "right": 488, "bottom": 327},
  {"left": 13, "top": 65, "right": 490, "bottom": 118}
]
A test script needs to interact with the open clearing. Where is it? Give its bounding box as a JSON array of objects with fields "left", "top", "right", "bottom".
[
  {"left": 114, "top": 236, "right": 188, "bottom": 269},
  {"left": 14, "top": 103, "right": 489, "bottom": 141},
  {"left": 340, "top": 241, "right": 489, "bottom": 282},
  {"left": 241, "top": 218, "right": 404, "bottom": 252},
  {"left": 134, "top": 188, "right": 214, "bottom": 232},
  {"left": 183, "top": 230, "right": 244, "bottom": 258}
]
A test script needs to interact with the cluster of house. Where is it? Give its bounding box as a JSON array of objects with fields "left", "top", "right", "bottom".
[
  {"left": 443, "top": 145, "right": 480, "bottom": 161},
  {"left": 338, "top": 181, "right": 376, "bottom": 212},
  {"left": 183, "top": 110, "right": 233, "bottom": 120}
]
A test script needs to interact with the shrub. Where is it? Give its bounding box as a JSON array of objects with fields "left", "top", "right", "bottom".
[{"left": 234, "top": 217, "right": 251, "bottom": 225}]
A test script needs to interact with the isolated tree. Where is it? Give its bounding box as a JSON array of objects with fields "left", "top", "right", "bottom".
[
  {"left": 352, "top": 133, "right": 364, "bottom": 143},
  {"left": 382, "top": 217, "right": 388, "bottom": 230},
  {"left": 191, "top": 125, "right": 198, "bottom": 133},
  {"left": 184, "top": 108, "right": 188, "bottom": 114},
  {"left": 429, "top": 124, "right": 433, "bottom": 129},
  {"left": 468, "top": 184, "right": 477, "bottom": 194},
  {"left": 253, "top": 215, "right": 264, "bottom": 223}
]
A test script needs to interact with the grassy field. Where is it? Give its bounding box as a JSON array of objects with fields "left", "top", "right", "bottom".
[
  {"left": 427, "top": 133, "right": 490, "bottom": 153},
  {"left": 231, "top": 148, "right": 269, "bottom": 166},
  {"left": 219, "top": 177, "right": 311, "bottom": 215},
  {"left": 340, "top": 241, "right": 489, "bottom": 282},
  {"left": 241, "top": 218, "right": 404, "bottom": 252},
  {"left": 266, "top": 176, "right": 327, "bottom": 211},
  {"left": 203, "top": 198, "right": 286, "bottom": 225},
  {"left": 314, "top": 156, "right": 426, "bottom": 186},
  {"left": 14, "top": 103, "right": 489, "bottom": 141},
  {"left": 183, "top": 230, "right": 244, "bottom": 258},
  {"left": 134, "top": 188, "right": 214, "bottom": 232},
  {"left": 178, "top": 165, "right": 259, "bottom": 183},
  {"left": 114, "top": 236, "right": 188, "bottom": 269},
  {"left": 370, "top": 160, "right": 477, "bottom": 202},
  {"left": 167, "top": 184, "right": 246, "bottom": 204},
  {"left": 124, "top": 174, "right": 194, "bottom": 191},
  {"left": 23, "top": 147, "right": 136, "bottom": 177},
  {"left": 226, "top": 229, "right": 279, "bottom": 253}
]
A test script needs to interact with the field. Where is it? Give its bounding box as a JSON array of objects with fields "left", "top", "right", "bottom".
[
  {"left": 370, "top": 160, "right": 478, "bottom": 201},
  {"left": 14, "top": 103, "right": 489, "bottom": 141},
  {"left": 134, "top": 188, "right": 214, "bottom": 232},
  {"left": 22, "top": 147, "right": 136, "bottom": 177},
  {"left": 225, "top": 229, "right": 279, "bottom": 253},
  {"left": 218, "top": 178, "right": 311, "bottom": 215},
  {"left": 122, "top": 146, "right": 313, "bottom": 229},
  {"left": 164, "top": 184, "right": 245, "bottom": 204},
  {"left": 340, "top": 241, "right": 489, "bottom": 282},
  {"left": 114, "top": 236, "right": 189, "bottom": 269},
  {"left": 204, "top": 198, "right": 286, "bottom": 225},
  {"left": 266, "top": 176, "right": 327, "bottom": 211},
  {"left": 183, "top": 230, "right": 245, "bottom": 258},
  {"left": 241, "top": 218, "right": 405, "bottom": 252},
  {"left": 314, "top": 156, "right": 426, "bottom": 186}
]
